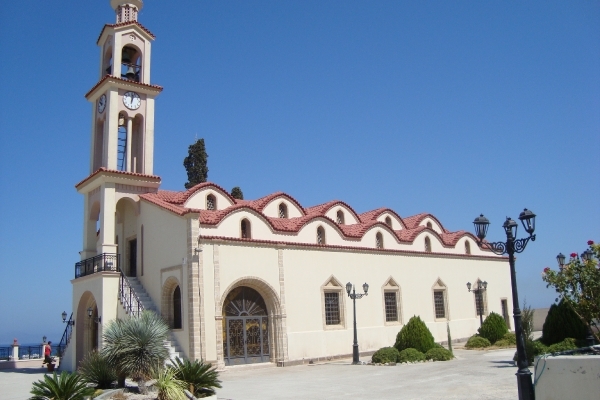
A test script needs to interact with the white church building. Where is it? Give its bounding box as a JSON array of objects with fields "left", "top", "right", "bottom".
[{"left": 60, "top": 0, "right": 513, "bottom": 371}]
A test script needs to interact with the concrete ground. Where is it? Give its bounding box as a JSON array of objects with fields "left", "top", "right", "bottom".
[{"left": 0, "top": 347, "right": 522, "bottom": 400}]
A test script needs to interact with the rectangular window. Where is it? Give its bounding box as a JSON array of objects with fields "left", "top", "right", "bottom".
[
  {"left": 434, "top": 291, "right": 446, "bottom": 319},
  {"left": 475, "top": 291, "right": 484, "bottom": 316},
  {"left": 384, "top": 292, "right": 398, "bottom": 322},
  {"left": 324, "top": 292, "right": 340, "bottom": 325}
]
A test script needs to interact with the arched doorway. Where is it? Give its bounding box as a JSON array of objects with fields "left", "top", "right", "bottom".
[
  {"left": 75, "top": 292, "right": 100, "bottom": 366},
  {"left": 222, "top": 286, "right": 270, "bottom": 366}
]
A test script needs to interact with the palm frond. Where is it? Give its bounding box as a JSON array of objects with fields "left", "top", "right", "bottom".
[
  {"left": 170, "top": 357, "right": 222, "bottom": 398},
  {"left": 29, "top": 371, "right": 95, "bottom": 400}
]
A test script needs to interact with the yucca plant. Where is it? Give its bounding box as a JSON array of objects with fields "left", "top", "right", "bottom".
[
  {"left": 170, "top": 357, "right": 222, "bottom": 398},
  {"left": 154, "top": 366, "right": 187, "bottom": 400},
  {"left": 102, "top": 310, "right": 170, "bottom": 393},
  {"left": 78, "top": 350, "right": 118, "bottom": 389},
  {"left": 30, "top": 371, "right": 95, "bottom": 400}
]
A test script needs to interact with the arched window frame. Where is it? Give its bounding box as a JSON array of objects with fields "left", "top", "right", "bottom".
[
  {"left": 432, "top": 279, "right": 449, "bottom": 321},
  {"left": 241, "top": 218, "right": 251, "bottom": 239},
  {"left": 320, "top": 276, "right": 346, "bottom": 330},
  {"left": 426, "top": 221, "right": 433, "bottom": 229},
  {"left": 424, "top": 236, "right": 432, "bottom": 253},
  {"left": 317, "top": 226, "right": 326, "bottom": 245},
  {"left": 465, "top": 240, "right": 471, "bottom": 255},
  {"left": 278, "top": 203, "right": 288, "bottom": 219},
  {"left": 206, "top": 194, "right": 216, "bottom": 210},
  {"left": 375, "top": 232, "right": 384, "bottom": 249},
  {"left": 385, "top": 216, "right": 392, "bottom": 227},
  {"left": 382, "top": 278, "right": 402, "bottom": 325},
  {"left": 172, "top": 285, "right": 182, "bottom": 329},
  {"left": 336, "top": 210, "right": 345, "bottom": 225}
]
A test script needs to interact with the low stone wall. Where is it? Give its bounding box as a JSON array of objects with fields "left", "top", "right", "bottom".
[
  {"left": 0, "top": 358, "right": 53, "bottom": 370},
  {"left": 534, "top": 355, "right": 600, "bottom": 400}
]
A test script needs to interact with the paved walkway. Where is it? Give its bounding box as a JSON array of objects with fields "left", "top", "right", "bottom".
[{"left": 0, "top": 348, "right": 522, "bottom": 399}]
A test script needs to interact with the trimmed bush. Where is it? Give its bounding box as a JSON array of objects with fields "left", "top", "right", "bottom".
[
  {"left": 394, "top": 316, "right": 435, "bottom": 353},
  {"left": 502, "top": 332, "right": 516, "bottom": 345},
  {"left": 397, "top": 348, "right": 425, "bottom": 363},
  {"left": 478, "top": 312, "right": 508, "bottom": 344},
  {"left": 371, "top": 347, "right": 400, "bottom": 364},
  {"left": 494, "top": 339, "right": 512, "bottom": 347},
  {"left": 542, "top": 301, "right": 587, "bottom": 346},
  {"left": 425, "top": 347, "right": 453, "bottom": 361},
  {"left": 465, "top": 335, "right": 491, "bottom": 349},
  {"left": 547, "top": 338, "right": 578, "bottom": 353}
]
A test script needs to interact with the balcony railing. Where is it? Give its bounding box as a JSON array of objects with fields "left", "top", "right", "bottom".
[{"left": 75, "top": 253, "right": 119, "bottom": 279}]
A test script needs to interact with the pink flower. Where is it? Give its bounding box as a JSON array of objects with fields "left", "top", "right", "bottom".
[
  {"left": 588, "top": 240, "right": 594, "bottom": 245},
  {"left": 570, "top": 252, "right": 577, "bottom": 258},
  {"left": 543, "top": 267, "right": 550, "bottom": 273}
]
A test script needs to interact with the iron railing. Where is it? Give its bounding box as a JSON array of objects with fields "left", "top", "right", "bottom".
[
  {"left": 57, "top": 313, "right": 74, "bottom": 357},
  {"left": 119, "top": 271, "right": 144, "bottom": 317},
  {"left": 75, "top": 253, "right": 119, "bottom": 278},
  {"left": 0, "top": 346, "right": 11, "bottom": 361},
  {"left": 18, "top": 345, "right": 43, "bottom": 359}
]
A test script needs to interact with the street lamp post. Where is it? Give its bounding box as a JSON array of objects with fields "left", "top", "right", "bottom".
[
  {"left": 556, "top": 251, "right": 597, "bottom": 347},
  {"left": 346, "top": 282, "right": 369, "bottom": 365},
  {"left": 467, "top": 280, "right": 488, "bottom": 326},
  {"left": 473, "top": 209, "right": 536, "bottom": 400}
]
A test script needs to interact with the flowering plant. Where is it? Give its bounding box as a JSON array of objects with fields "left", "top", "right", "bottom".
[{"left": 542, "top": 241, "right": 600, "bottom": 343}]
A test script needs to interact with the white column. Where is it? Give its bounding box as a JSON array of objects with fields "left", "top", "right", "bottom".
[{"left": 126, "top": 117, "right": 133, "bottom": 172}]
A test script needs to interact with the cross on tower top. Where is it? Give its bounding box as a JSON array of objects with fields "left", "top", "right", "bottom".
[{"left": 110, "top": 0, "right": 143, "bottom": 23}]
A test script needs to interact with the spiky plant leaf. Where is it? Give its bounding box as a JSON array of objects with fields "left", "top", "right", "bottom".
[
  {"left": 154, "top": 366, "right": 187, "bottom": 400},
  {"left": 169, "top": 357, "right": 222, "bottom": 398},
  {"left": 29, "top": 371, "right": 95, "bottom": 400},
  {"left": 102, "top": 311, "right": 170, "bottom": 392},
  {"left": 78, "top": 350, "right": 118, "bottom": 389}
]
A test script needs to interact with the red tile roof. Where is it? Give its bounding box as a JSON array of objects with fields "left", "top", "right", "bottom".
[
  {"left": 97, "top": 21, "right": 156, "bottom": 44},
  {"left": 85, "top": 75, "right": 163, "bottom": 99},
  {"left": 137, "top": 182, "right": 483, "bottom": 250},
  {"left": 75, "top": 167, "right": 161, "bottom": 189}
]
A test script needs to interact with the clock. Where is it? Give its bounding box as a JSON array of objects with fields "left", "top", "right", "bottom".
[
  {"left": 97, "top": 94, "right": 106, "bottom": 114},
  {"left": 123, "top": 91, "right": 141, "bottom": 110}
]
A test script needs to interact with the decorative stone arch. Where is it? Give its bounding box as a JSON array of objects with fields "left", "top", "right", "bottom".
[
  {"left": 216, "top": 277, "right": 286, "bottom": 368},
  {"left": 75, "top": 291, "right": 100, "bottom": 367},
  {"left": 162, "top": 276, "right": 183, "bottom": 329}
]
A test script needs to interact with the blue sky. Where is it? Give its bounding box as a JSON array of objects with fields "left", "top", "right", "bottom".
[{"left": 0, "top": 1, "right": 598, "bottom": 344}]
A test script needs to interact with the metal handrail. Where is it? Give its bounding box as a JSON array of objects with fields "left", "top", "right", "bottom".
[
  {"left": 57, "top": 313, "right": 74, "bottom": 357},
  {"left": 75, "top": 253, "right": 119, "bottom": 278},
  {"left": 119, "top": 268, "right": 144, "bottom": 317}
]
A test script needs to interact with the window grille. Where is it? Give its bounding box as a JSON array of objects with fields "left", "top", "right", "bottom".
[
  {"left": 376, "top": 232, "right": 383, "bottom": 249},
  {"left": 317, "top": 227, "right": 325, "bottom": 245},
  {"left": 336, "top": 210, "right": 345, "bottom": 225},
  {"left": 324, "top": 292, "right": 340, "bottom": 325},
  {"left": 206, "top": 195, "right": 215, "bottom": 210},
  {"left": 385, "top": 216, "right": 392, "bottom": 227},
  {"left": 475, "top": 289, "right": 486, "bottom": 316},
  {"left": 425, "top": 237, "right": 431, "bottom": 252},
  {"left": 241, "top": 219, "right": 250, "bottom": 239},
  {"left": 278, "top": 203, "right": 287, "bottom": 219},
  {"left": 434, "top": 291, "right": 446, "bottom": 319},
  {"left": 465, "top": 241, "right": 471, "bottom": 255},
  {"left": 384, "top": 292, "right": 398, "bottom": 322}
]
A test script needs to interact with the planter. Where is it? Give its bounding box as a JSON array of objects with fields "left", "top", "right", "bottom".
[{"left": 46, "top": 363, "right": 55, "bottom": 372}]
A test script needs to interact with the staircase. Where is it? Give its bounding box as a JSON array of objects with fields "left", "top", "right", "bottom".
[{"left": 123, "top": 276, "right": 184, "bottom": 361}]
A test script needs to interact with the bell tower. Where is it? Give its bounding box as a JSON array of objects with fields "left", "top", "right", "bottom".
[{"left": 77, "top": 0, "right": 161, "bottom": 259}]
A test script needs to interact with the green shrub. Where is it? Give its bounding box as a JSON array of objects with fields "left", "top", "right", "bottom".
[
  {"left": 425, "top": 347, "right": 453, "bottom": 361},
  {"left": 397, "top": 348, "right": 425, "bottom": 363},
  {"left": 30, "top": 371, "right": 95, "bottom": 400},
  {"left": 494, "top": 339, "right": 511, "bottom": 347},
  {"left": 542, "top": 301, "right": 587, "bottom": 346},
  {"left": 78, "top": 350, "right": 118, "bottom": 389},
  {"left": 394, "top": 316, "right": 435, "bottom": 353},
  {"left": 169, "top": 357, "right": 222, "bottom": 398},
  {"left": 465, "top": 335, "right": 491, "bottom": 349},
  {"left": 514, "top": 340, "right": 549, "bottom": 365},
  {"left": 502, "top": 332, "right": 517, "bottom": 345},
  {"left": 547, "top": 338, "right": 579, "bottom": 353},
  {"left": 478, "top": 312, "right": 508, "bottom": 344},
  {"left": 371, "top": 347, "right": 400, "bottom": 364}
]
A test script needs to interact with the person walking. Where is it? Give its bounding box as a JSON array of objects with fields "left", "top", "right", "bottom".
[{"left": 43, "top": 341, "right": 52, "bottom": 365}]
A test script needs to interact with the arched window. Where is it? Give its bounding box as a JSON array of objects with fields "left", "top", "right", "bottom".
[
  {"left": 385, "top": 216, "right": 392, "bottom": 227},
  {"left": 206, "top": 194, "right": 216, "bottom": 210},
  {"left": 336, "top": 210, "right": 345, "bottom": 225},
  {"left": 425, "top": 236, "right": 432, "bottom": 252},
  {"left": 241, "top": 219, "right": 251, "bottom": 239},
  {"left": 278, "top": 203, "right": 288, "bottom": 219},
  {"left": 317, "top": 226, "right": 326, "bottom": 245},
  {"left": 173, "top": 286, "right": 182, "bottom": 329},
  {"left": 426, "top": 221, "right": 432, "bottom": 229},
  {"left": 376, "top": 232, "right": 384, "bottom": 249},
  {"left": 465, "top": 241, "right": 471, "bottom": 255}
]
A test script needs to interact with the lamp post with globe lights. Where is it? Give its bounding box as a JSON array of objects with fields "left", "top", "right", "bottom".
[
  {"left": 346, "top": 282, "right": 369, "bottom": 365},
  {"left": 472, "top": 209, "right": 536, "bottom": 400}
]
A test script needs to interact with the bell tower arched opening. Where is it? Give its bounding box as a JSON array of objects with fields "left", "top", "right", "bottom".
[{"left": 121, "top": 45, "right": 141, "bottom": 82}]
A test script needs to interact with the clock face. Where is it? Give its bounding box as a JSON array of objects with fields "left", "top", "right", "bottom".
[
  {"left": 97, "top": 94, "right": 106, "bottom": 114},
  {"left": 123, "top": 91, "right": 141, "bottom": 110}
]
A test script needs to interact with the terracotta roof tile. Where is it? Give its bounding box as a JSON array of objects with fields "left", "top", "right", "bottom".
[
  {"left": 75, "top": 167, "right": 161, "bottom": 188},
  {"left": 97, "top": 21, "right": 156, "bottom": 44},
  {"left": 85, "top": 75, "right": 163, "bottom": 98}
]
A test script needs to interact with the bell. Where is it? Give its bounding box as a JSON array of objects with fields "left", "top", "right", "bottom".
[
  {"left": 121, "top": 48, "right": 132, "bottom": 64},
  {"left": 125, "top": 66, "right": 136, "bottom": 80}
]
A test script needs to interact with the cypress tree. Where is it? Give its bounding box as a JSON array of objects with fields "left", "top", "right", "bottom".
[
  {"left": 231, "top": 187, "right": 244, "bottom": 200},
  {"left": 542, "top": 300, "right": 587, "bottom": 346},
  {"left": 183, "top": 139, "right": 208, "bottom": 189}
]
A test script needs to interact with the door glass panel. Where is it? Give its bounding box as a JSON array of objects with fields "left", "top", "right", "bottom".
[
  {"left": 228, "top": 319, "right": 245, "bottom": 358},
  {"left": 246, "top": 318, "right": 261, "bottom": 357}
]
